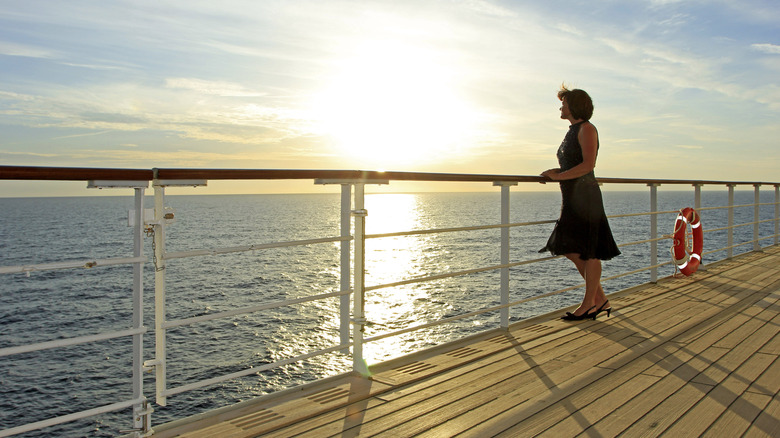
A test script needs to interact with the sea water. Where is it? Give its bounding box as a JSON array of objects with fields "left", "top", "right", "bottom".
[{"left": 0, "top": 190, "right": 776, "bottom": 437}]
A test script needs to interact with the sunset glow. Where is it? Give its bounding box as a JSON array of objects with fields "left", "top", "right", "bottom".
[{"left": 312, "top": 39, "right": 479, "bottom": 167}]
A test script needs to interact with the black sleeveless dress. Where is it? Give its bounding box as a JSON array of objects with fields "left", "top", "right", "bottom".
[{"left": 540, "top": 121, "right": 621, "bottom": 261}]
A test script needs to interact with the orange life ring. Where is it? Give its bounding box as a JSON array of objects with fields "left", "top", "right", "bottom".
[{"left": 671, "top": 207, "right": 703, "bottom": 276}]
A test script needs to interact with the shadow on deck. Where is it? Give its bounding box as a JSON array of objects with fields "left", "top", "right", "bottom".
[{"left": 152, "top": 246, "right": 780, "bottom": 437}]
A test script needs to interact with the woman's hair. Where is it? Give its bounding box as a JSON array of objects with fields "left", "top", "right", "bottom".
[{"left": 558, "top": 85, "right": 594, "bottom": 120}]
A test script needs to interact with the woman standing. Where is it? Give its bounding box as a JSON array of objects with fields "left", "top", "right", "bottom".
[{"left": 540, "top": 86, "right": 620, "bottom": 320}]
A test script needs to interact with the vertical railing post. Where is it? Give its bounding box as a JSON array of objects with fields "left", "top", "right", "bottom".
[
  {"left": 351, "top": 183, "right": 369, "bottom": 376},
  {"left": 775, "top": 185, "right": 779, "bottom": 246},
  {"left": 339, "top": 184, "right": 352, "bottom": 350},
  {"left": 494, "top": 181, "right": 516, "bottom": 330},
  {"left": 152, "top": 179, "right": 168, "bottom": 406},
  {"left": 728, "top": 184, "right": 735, "bottom": 258},
  {"left": 649, "top": 184, "right": 659, "bottom": 283},
  {"left": 754, "top": 184, "right": 761, "bottom": 251},
  {"left": 87, "top": 179, "right": 152, "bottom": 433},
  {"left": 131, "top": 187, "right": 150, "bottom": 433},
  {"left": 145, "top": 175, "right": 204, "bottom": 409},
  {"left": 315, "top": 177, "right": 384, "bottom": 369},
  {"left": 693, "top": 184, "right": 703, "bottom": 269}
]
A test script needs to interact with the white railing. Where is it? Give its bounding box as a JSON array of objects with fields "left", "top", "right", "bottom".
[
  {"left": 0, "top": 166, "right": 778, "bottom": 437},
  {"left": 0, "top": 183, "right": 151, "bottom": 438}
]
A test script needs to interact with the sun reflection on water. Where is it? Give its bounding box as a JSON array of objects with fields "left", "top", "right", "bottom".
[{"left": 361, "top": 194, "right": 444, "bottom": 364}]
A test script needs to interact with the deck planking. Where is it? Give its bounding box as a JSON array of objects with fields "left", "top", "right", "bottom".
[{"left": 152, "top": 246, "right": 780, "bottom": 438}]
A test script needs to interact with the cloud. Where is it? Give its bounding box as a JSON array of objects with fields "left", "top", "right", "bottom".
[
  {"left": 165, "top": 78, "right": 267, "bottom": 97},
  {"left": 676, "top": 144, "right": 704, "bottom": 149},
  {"left": 80, "top": 112, "right": 148, "bottom": 125},
  {"left": 751, "top": 43, "right": 780, "bottom": 55},
  {"left": 0, "top": 80, "right": 313, "bottom": 145},
  {"left": 554, "top": 23, "right": 583, "bottom": 36},
  {"left": 0, "top": 150, "right": 59, "bottom": 157},
  {"left": 51, "top": 130, "right": 113, "bottom": 140},
  {"left": 0, "top": 41, "right": 57, "bottom": 58},
  {"left": 60, "top": 62, "right": 131, "bottom": 71}
]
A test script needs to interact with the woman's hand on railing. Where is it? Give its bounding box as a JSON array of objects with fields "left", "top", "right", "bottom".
[{"left": 540, "top": 168, "right": 560, "bottom": 183}]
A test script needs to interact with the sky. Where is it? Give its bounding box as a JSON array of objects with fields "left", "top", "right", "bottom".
[{"left": 0, "top": 0, "right": 779, "bottom": 196}]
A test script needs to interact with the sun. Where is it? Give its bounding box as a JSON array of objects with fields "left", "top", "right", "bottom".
[{"left": 312, "top": 40, "right": 477, "bottom": 167}]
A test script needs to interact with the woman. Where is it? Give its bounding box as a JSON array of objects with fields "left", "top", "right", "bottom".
[{"left": 540, "top": 86, "right": 620, "bottom": 321}]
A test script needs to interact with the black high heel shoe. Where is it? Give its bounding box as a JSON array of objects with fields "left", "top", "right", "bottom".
[
  {"left": 590, "top": 300, "right": 612, "bottom": 320},
  {"left": 561, "top": 306, "right": 596, "bottom": 321}
]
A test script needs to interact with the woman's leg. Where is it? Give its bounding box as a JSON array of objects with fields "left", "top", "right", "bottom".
[{"left": 565, "top": 254, "right": 608, "bottom": 315}]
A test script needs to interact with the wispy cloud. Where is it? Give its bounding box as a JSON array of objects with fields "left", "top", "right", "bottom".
[
  {"left": 165, "top": 78, "right": 267, "bottom": 97},
  {"left": 751, "top": 43, "right": 780, "bottom": 55},
  {"left": 51, "top": 130, "right": 113, "bottom": 140},
  {"left": 554, "top": 23, "right": 583, "bottom": 36},
  {"left": 0, "top": 41, "right": 57, "bottom": 58},
  {"left": 676, "top": 144, "right": 704, "bottom": 149}
]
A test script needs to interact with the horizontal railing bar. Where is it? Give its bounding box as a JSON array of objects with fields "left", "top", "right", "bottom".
[
  {"left": 366, "top": 253, "right": 586, "bottom": 293},
  {"left": 0, "top": 256, "right": 146, "bottom": 275},
  {"left": 155, "top": 170, "right": 779, "bottom": 186},
  {"left": 715, "top": 202, "right": 763, "bottom": 209},
  {"left": 696, "top": 205, "right": 724, "bottom": 212},
  {"left": 366, "top": 258, "right": 677, "bottom": 344},
  {"left": 705, "top": 225, "right": 734, "bottom": 233},
  {"left": 366, "top": 231, "right": 682, "bottom": 292},
  {"left": 506, "top": 260, "right": 673, "bottom": 312},
  {"left": 0, "top": 327, "right": 147, "bottom": 357},
  {"left": 608, "top": 202, "right": 778, "bottom": 220},
  {"left": 163, "top": 289, "right": 352, "bottom": 329},
  {"left": 154, "top": 169, "right": 545, "bottom": 183},
  {"left": 0, "top": 397, "right": 146, "bottom": 438},
  {"left": 608, "top": 209, "right": 679, "bottom": 219},
  {"left": 364, "top": 260, "right": 524, "bottom": 292},
  {"left": 701, "top": 239, "right": 764, "bottom": 256},
  {"left": 366, "top": 232, "right": 679, "bottom": 293},
  {"left": 619, "top": 236, "right": 668, "bottom": 246},
  {"left": 164, "top": 236, "right": 351, "bottom": 260},
  {"left": 2, "top": 166, "right": 778, "bottom": 186},
  {"left": 163, "top": 343, "right": 350, "bottom": 397},
  {"left": 0, "top": 165, "right": 153, "bottom": 181},
  {"left": 707, "top": 222, "right": 761, "bottom": 233},
  {"left": 739, "top": 219, "right": 774, "bottom": 227},
  {"left": 365, "top": 220, "right": 557, "bottom": 239}
]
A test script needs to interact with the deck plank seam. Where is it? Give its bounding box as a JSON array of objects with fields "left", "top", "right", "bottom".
[
  {"left": 524, "top": 341, "right": 695, "bottom": 437},
  {"left": 655, "top": 316, "right": 780, "bottom": 436},
  {"left": 574, "top": 283, "right": 780, "bottom": 435}
]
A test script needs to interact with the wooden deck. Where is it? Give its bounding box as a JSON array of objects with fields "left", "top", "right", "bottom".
[{"left": 152, "top": 246, "right": 780, "bottom": 438}]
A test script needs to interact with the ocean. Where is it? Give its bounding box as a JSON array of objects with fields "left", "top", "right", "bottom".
[{"left": 0, "top": 190, "right": 776, "bottom": 437}]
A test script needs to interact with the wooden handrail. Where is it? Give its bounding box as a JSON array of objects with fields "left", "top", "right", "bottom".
[
  {"left": 0, "top": 165, "right": 777, "bottom": 186},
  {"left": 0, "top": 166, "right": 153, "bottom": 181}
]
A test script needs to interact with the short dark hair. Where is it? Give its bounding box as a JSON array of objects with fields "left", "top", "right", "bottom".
[{"left": 558, "top": 86, "right": 594, "bottom": 120}]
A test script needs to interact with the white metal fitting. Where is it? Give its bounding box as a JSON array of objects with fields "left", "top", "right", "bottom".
[
  {"left": 143, "top": 359, "right": 161, "bottom": 372},
  {"left": 144, "top": 207, "right": 176, "bottom": 226}
]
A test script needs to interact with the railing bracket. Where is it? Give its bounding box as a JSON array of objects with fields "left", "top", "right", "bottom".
[{"left": 143, "top": 360, "right": 161, "bottom": 372}]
